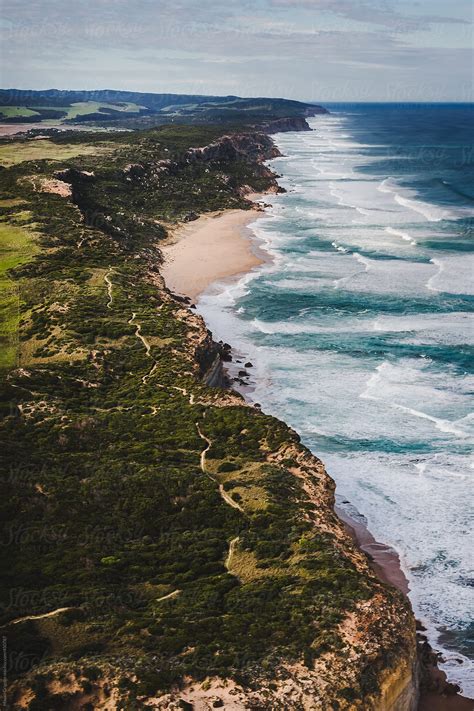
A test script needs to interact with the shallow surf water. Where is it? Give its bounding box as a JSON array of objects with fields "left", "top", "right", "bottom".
[{"left": 198, "top": 104, "right": 474, "bottom": 694}]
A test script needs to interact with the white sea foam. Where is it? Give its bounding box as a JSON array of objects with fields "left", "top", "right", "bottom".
[
  {"left": 331, "top": 241, "right": 348, "bottom": 253},
  {"left": 385, "top": 226, "right": 417, "bottom": 245},
  {"left": 426, "top": 256, "right": 474, "bottom": 295},
  {"left": 353, "top": 253, "right": 372, "bottom": 270},
  {"left": 378, "top": 177, "right": 397, "bottom": 194},
  {"left": 392, "top": 403, "right": 468, "bottom": 438},
  {"left": 377, "top": 175, "right": 474, "bottom": 222},
  {"left": 330, "top": 253, "right": 437, "bottom": 295},
  {"left": 394, "top": 193, "right": 449, "bottom": 221},
  {"left": 324, "top": 449, "right": 474, "bottom": 695},
  {"left": 371, "top": 312, "right": 474, "bottom": 345}
]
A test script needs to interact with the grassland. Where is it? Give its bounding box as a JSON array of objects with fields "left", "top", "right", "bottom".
[
  {"left": 0, "top": 100, "right": 147, "bottom": 127},
  {"left": 0, "top": 106, "right": 40, "bottom": 118},
  {"left": 0, "top": 222, "right": 38, "bottom": 370},
  {"left": 0, "top": 138, "right": 115, "bottom": 167},
  {"left": 63, "top": 101, "right": 144, "bottom": 119},
  {"left": 0, "top": 90, "right": 325, "bottom": 132}
]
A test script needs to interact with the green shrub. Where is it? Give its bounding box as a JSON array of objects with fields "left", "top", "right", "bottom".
[{"left": 217, "top": 461, "right": 239, "bottom": 473}]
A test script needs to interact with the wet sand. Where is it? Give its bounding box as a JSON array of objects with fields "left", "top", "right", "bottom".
[{"left": 335, "top": 504, "right": 410, "bottom": 594}]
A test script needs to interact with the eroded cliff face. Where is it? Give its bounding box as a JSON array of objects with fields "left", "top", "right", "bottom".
[
  {"left": 375, "top": 660, "right": 419, "bottom": 711},
  {"left": 186, "top": 132, "right": 281, "bottom": 163},
  {"left": 257, "top": 116, "right": 313, "bottom": 133}
]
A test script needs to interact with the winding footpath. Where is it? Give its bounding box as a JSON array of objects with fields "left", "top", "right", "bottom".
[
  {"left": 104, "top": 267, "right": 114, "bottom": 309},
  {"left": 126, "top": 306, "right": 196, "bottom": 404},
  {"left": 196, "top": 422, "right": 244, "bottom": 575},
  {"left": 128, "top": 312, "right": 152, "bottom": 356},
  {"left": 196, "top": 423, "right": 244, "bottom": 513},
  {"left": 104, "top": 275, "right": 197, "bottom": 404},
  {"left": 225, "top": 536, "right": 240, "bottom": 571}
]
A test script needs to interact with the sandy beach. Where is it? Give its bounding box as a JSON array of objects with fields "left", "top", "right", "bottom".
[{"left": 160, "top": 206, "right": 267, "bottom": 301}]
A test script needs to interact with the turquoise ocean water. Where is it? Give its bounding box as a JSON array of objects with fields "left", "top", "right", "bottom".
[{"left": 198, "top": 105, "right": 474, "bottom": 693}]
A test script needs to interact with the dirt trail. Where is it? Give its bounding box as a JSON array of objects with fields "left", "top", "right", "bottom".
[
  {"left": 128, "top": 312, "right": 151, "bottom": 356},
  {"left": 196, "top": 422, "right": 212, "bottom": 473},
  {"left": 173, "top": 385, "right": 195, "bottom": 405},
  {"left": 196, "top": 423, "right": 245, "bottom": 514},
  {"left": 156, "top": 590, "right": 180, "bottom": 603},
  {"left": 104, "top": 268, "right": 114, "bottom": 309},
  {"left": 142, "top": 362, "right": 158, "bottom": 385},
  {"left": 11, "top": 607, "right": 74, "bottom": 625},
  {"left": 225, "top": 536, "right": 240, "bottom": 570},
  {"left": 219, "top": 484, "right": 244, "bottom": 511},
  {"left": 124, "top": 306, "right": 197, "bottom": 404},
  {"left": 77, "top": 230, "right": 87, "bottom": 248}
]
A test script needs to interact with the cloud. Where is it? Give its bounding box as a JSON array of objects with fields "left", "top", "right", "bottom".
[
  {"left": 0, "top": 0, "right": 471, "bottom": 100},
  {"left": 270, "top": 0, "right": 470, "bottom": 30}
]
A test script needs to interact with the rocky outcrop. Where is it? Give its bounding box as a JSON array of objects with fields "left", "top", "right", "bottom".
[
  {"left": 112, "top": 132, "right": 282, "bottom": 193},
  {"left": 372, "top": 658, "right": 419, "bottom": 711},
  {"left": 186, "top": 131, "right": 281, "bottom": 164}
]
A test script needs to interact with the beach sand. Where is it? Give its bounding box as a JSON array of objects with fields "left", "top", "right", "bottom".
[{"left": 160, "top": 207, "right": 267, "bottom": 301}]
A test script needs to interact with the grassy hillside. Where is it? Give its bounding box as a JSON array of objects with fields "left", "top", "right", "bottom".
[{"left": 0, "top": 123, "right": 412, "bottom": 709}]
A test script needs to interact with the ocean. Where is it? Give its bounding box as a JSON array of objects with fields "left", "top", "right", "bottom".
[{"left": 198, "top": 104, "right": 474, "bottom": 694}]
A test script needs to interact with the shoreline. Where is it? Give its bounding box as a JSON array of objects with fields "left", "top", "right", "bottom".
[
  {"left": 334, "top": 502, "right": 410, "bottom": 594},
  {"left": 160, "top": 201, "right": 473, "bottom": 711}
]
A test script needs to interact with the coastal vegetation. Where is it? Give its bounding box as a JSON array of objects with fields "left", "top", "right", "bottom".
[{"left": 0, "top": 119, "right": 414, "bottom": 708}]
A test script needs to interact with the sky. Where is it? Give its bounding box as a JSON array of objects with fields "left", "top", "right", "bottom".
[{"left": 0, "top": 0, "right": 472, "bottom": 102}]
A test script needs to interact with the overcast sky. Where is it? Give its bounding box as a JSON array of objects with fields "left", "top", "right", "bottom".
[{"left": 1, "top": 0, "right": 472, "bottom": 101}]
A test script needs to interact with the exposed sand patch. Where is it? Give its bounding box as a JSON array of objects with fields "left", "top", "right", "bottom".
[{"left": 37, "top": 177, "right": 72, "bottom": 197}]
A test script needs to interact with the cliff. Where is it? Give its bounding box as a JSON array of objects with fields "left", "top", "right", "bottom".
[
  {"left": 256, "top": 116, "right": 313, "bottom": 133},
  {"left": 186, "top": 131, "right": 281, "bottom": 164},
  {"left": 0, "top": 118, "right": 418, "bottom": 710}
]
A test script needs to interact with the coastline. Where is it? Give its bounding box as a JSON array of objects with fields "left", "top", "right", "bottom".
[{"left": 160, "top": 201, "right": 474, "bottom": 711}]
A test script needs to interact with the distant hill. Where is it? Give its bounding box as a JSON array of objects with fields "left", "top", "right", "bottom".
[{"left": 0, "top": 88, "right": 327, "bottom": 128}]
